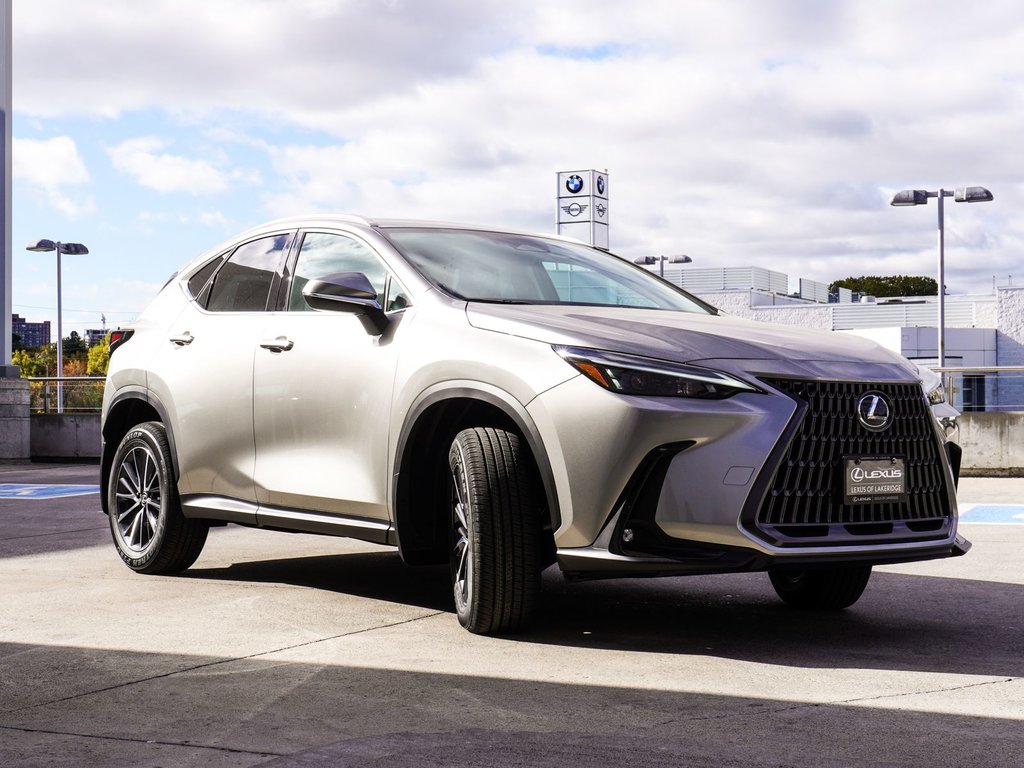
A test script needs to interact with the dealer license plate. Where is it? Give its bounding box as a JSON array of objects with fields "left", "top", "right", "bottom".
[{"left": 843, "top": 456, "right": 908, "bottom": 505}]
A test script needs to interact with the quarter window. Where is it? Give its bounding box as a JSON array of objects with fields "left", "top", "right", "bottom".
[
  {"left": 187, "top": 255, "right": 224, "bottom": 303},
  {"left": 206, "top": 234, "right": 291, "bottom": 312}
]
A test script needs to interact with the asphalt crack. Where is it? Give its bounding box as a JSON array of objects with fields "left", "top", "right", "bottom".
[
  {"left": 663, "top": 675, "right": 1021, "bottom": 724},
  {"left": 0, "top": 723, "right": 283, "bottom": 758}
]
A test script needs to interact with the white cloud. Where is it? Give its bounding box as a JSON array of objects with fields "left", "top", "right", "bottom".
[
  {"left": 12, "top": 0, "right": 1024, "bottom": 295},
  {"left": 13, "top": 136, "right": 96, "bottom": 218},
  {"left": 107, "top": 137, "right": 238, "bottom": 195}
]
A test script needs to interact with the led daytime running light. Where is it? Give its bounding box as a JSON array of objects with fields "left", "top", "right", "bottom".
[{"left": 555, "top": 346, "right": 757, "bottom": 399}]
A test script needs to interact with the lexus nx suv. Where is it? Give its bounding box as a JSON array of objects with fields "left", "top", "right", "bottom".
[{"left": 101, "top": 215, "right": 969, "bottom": 634}]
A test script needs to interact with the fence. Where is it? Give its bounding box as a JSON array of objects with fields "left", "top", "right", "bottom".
[
  {"left": 25, "top": 376, "right": 106, "bottom": 414},
  {"left": 934, "top": 366, "right": 1024, "bottom": 413}
]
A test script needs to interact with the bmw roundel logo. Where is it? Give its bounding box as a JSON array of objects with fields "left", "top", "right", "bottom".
[
  {"left": 856, "top": 392, "right": 893, "bottom": 432},
  {"left": 566, "top": 174, "right": 584, "bottom": 194},
  {"left": 596, "top": 175, "right": 605, "bottom": 195}
]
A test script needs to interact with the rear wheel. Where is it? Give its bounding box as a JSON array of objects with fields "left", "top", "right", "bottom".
[
  {"left": 769, "top": 565, "right": 872, "bottom": 610},
  {"left": 449, "top": 427, "right": 540, "bottom": 634},
  {"left": 108, "top": 421, "right": 208, "bottom": 574}
]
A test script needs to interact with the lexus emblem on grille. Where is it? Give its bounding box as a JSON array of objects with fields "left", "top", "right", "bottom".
[{"left": 856, "top": 392, "right": 893, "bottom": 431}]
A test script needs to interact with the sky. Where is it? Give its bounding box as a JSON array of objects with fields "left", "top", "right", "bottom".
[{"left": 9, "top": 0, "right": 1024, "bottom": 337}]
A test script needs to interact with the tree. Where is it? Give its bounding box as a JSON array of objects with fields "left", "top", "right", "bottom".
[
  {"left": 63, "top": 331, "right": 87, "bottom": 358},
  {"left": 829, "top": 275, "right": 938, "bottom": 298},
  {"left": 12, "top": 346, "right": 52, "bottom": 378},
  {"left": 87, "top": 335, "right": 110, "bottom": 376},
  {"left": 11, "top": 332, "right": 23, "bottom": 352}
]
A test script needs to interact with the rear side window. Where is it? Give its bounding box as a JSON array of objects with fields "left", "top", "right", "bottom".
[{"left": 207, "top": 234, "right": 291, "bottom": 312}]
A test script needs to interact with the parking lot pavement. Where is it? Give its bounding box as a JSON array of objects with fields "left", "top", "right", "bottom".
[{"left": 1, "top": 463, "right": 1022, "bottom": 767}]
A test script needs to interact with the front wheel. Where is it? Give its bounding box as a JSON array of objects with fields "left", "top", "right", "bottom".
[
  {"left": 108, "top": 421, "right": 208, "bottom": 574},
  {"left": 449, "top": 427, "right": 541, "bottom": 634},
  {"left": 769, "top": 565, "right": 872, "bottom": 610}
]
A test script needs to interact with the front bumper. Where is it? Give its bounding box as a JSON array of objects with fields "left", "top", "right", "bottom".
[{"left": 535, "top": 372, "right": 967, "bottom": 579}]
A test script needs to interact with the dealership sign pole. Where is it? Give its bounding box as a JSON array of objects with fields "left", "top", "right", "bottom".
[{"left": 556, "top": 169, "right": 609, "bottom": 250}]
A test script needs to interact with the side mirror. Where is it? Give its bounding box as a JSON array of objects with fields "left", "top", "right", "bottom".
[{"left": 302, "top": 272, "right": 389, "bottom": 335}]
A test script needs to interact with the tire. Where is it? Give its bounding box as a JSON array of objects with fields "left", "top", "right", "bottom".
[
  {"left": 108, "top": 421, "right": 208, "bottom": 574},
  {"left": 769, "top": 565, "right": 872, "bottom": 610},
  {"left": 449, "top": 427, "right": 541, "bottom": 634}
]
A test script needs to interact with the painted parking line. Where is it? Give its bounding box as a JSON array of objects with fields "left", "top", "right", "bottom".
[
  {"left": 958, "top": 504, "right": 1024, "bottom": 524},
  {"left": 0, "top": 484, "right": 101, "bottom": 499}
]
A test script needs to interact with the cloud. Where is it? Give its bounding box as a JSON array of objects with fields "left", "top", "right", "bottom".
[
  {"left": 107, "top": 137, "right": 246, "bottom": 195},
  {"left": 13, "top": 0, "right": 1024, "bottom": 295},
  {"left": 13, "top": 136, "right": 96, "bottom": 218}
]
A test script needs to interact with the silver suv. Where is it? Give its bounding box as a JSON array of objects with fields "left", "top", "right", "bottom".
[{"left": 101, "top": 215, "right": 969, "bottom": 634}]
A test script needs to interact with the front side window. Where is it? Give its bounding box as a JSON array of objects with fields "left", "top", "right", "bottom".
[
  {"left": 290, "top": 232, "right": 407, "bottom": 312},
  {"left": 206, "top": 234, "right": 291, "bottom": 312},
  {"left": 383, "top": 228, "right": 711, "bottom": 313}
]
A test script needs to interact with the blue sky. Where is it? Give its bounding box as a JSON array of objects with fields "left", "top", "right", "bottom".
[{"left": 10, "top": 0, "right": 1024, "bottom": 336}]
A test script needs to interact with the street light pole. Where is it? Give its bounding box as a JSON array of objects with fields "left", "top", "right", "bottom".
[
  {"left": 25, "top": 238, "right": 89, "bottom": 413},
  {"left": 936, "top": 190, "right": 946, "bottom": 368},
  {"left": 890, "top": 186, "right": 992, "bottom": 368}
]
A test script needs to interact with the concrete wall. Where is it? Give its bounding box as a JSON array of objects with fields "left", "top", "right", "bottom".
[
  {"left": 958, "top": 412, "right": 1024, "bottom": 476},
  {"left": 0, "top": 377, "right": 30, "bottom": 459},
  {"left": 30, "top": 413, "right": 101, "bottom": 459}
]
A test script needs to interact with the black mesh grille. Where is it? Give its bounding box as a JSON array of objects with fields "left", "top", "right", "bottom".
[{"left": 752, "top": 379, "right": 951, "bottom": 543}]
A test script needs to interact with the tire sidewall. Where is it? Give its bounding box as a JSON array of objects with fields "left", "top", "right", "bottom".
[
  {"left": 449, "top": 436, "right": 478, "bottom": 628},
  {"left": 108, "top": 423, "right": 174, "bottom": 571}
]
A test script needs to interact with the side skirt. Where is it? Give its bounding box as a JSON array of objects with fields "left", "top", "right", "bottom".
[{"left": 180, "top": 494, "right": 394, "bottom": 546}]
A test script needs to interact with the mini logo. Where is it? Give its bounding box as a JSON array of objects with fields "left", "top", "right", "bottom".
[
  {"left": 561, "top": 203, "right": 589, "bottom": 217},
  {"left": 856, "top": 392, "right": 893, "bottom": 431},
  {"left": 565, "top": 174, "right": 584, "bottom": 194},
  {"left": 596, "top": 175, "right": 606, "bottom": 195},
  {"left": 595, "top": 203, "right": 607, "bottom": 218}
]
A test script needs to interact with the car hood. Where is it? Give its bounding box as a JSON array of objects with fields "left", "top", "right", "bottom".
[{"left": 465, "top": 303, "right": 916, "bottom": 375}]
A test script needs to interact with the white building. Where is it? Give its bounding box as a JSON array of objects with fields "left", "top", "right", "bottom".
[{"left": 643, "top": 265, "right": 1024, "bottom": 412}]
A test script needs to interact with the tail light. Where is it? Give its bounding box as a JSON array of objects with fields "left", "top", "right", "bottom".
[{"left": 109, "top": 329, "right": 135, "bottom": 356}]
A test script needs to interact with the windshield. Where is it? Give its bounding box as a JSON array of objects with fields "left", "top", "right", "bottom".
[{"left": 383, "top": 228, "right": 713, "bottom": 313}]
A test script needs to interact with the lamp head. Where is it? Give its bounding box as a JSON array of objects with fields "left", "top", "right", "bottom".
[
  {"left": 954, "top": 186, "right": 993, "bottom": 203},
  {"left": 25, "top": 238, "right": 57, "bottom": 252},
  {"left": 890, "top": 190, "right": 930, "bottom": 207}
]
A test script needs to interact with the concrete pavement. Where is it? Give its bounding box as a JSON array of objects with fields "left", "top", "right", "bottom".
[{"left": 1, "top": 462, "right": 1022, "bottom": 767}]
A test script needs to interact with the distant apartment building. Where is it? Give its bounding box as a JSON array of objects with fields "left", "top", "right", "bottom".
[
  {"left": 85, "top": 328, "right": 107, "bottom": 347},
  {"left": 11, "top": 314, "right": 50, "bottom": 348}
]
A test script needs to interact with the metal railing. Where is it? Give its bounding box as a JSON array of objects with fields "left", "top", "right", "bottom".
[
  {"left": 934, "top": 366, "right": 1024, "bottom": 412},
  {"left": 26, "top": 376, "right": 106, "bottom": 414}
]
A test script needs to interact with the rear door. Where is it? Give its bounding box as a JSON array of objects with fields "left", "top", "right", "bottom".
[{"left": 154, "top": 233, "right": 291, "bottom": 503}]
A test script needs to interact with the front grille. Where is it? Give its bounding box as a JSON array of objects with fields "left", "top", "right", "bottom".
[{"left": 750, "top": 379, "right": 952, "bottom": 545}]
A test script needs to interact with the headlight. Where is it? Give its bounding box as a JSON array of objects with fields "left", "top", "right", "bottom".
[
  {"left": 912, "top": 362, "right": 947, "bottom": 405},
  {"left": 554, "top": 346, "right": 759, "bottom": 399},
  {"left": 925, "top": 382, "right": 947, "bottom": 405}
]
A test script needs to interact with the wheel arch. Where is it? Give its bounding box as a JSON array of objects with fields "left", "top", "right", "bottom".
[
  {"left": 101, "top": 388, "right": 178, "bottom": 514},
  {"left": 392, "top": 383, "right": 560, "bottom": 565}
]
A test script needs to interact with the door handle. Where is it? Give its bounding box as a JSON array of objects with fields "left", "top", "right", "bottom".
[
  {"left": 170, "top": 332, "right": 194, "bottom": 347},
  {"left": 259, "top": 336, "right": 294, "bottom": 353}
]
